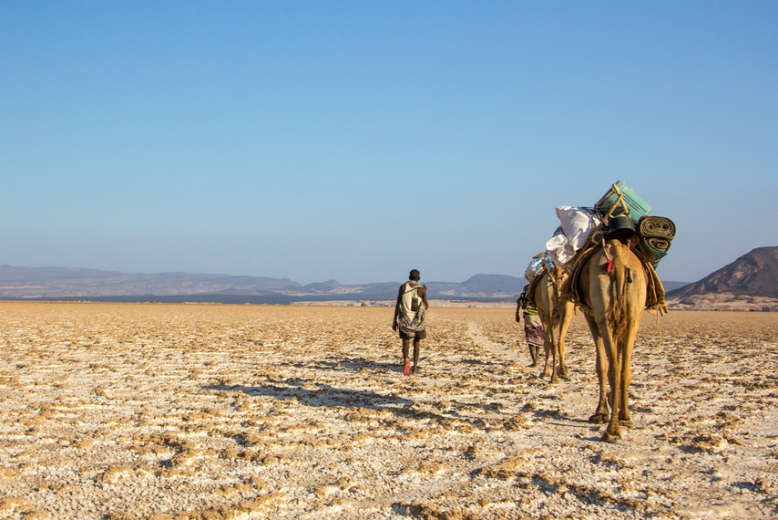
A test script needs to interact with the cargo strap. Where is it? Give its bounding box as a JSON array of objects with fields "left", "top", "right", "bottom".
[
  {"left": 561, "top": 239, "right": 668, "bottom": 316},
  {"left": 602, "top": 183, "right": 634, "bottom": 224}
]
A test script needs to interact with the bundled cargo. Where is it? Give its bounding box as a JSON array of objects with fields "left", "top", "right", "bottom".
[
  {"left": 543, "top": 207, "right": 601, "bottom": 267},
  {"left": 594, "top": 181, "right": 653, "bottom": 224},
  {"left": 556, "top": 206, "right": 601, "bottom": 251},
  {"left": 522, "top": 181, "right": 676, "bottom": 278},
  {"left": 637, "top": 216, "right": 676, "bottom": 268},
  {"left": 639, "top": 215, "right": 676, "bottom": 239},
  {"left": 524, "top": 252, "right": 554, "bottom": 282},
  {"left": 592, "top": 182, "right": 675, "bottom": 268}
]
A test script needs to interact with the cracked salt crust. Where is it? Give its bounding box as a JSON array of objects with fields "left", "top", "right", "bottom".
[{"left": 0, "top": 303, "right": 776, "bottom": 519}]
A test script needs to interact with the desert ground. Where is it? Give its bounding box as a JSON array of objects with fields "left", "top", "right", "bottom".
[{"left": 0, "top": 302, "right": 776, "bottom": 520}]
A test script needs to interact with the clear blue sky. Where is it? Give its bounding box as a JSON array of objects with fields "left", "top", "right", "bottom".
[{"left": 1, "top": 1, "right": 776, "bottom": 285}]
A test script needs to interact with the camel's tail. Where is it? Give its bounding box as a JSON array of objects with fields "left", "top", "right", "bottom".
[{"left": 606, "top": 240, "right": 630, "bottom": 341}]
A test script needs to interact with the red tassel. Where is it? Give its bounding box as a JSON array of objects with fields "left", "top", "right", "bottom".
[{"left": 604, "top": 260, "right": 614, "bottom": 273}]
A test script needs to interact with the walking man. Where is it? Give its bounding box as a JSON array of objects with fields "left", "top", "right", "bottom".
[{"left": 392, "top": 269, "right": 428, "bottom": 376}]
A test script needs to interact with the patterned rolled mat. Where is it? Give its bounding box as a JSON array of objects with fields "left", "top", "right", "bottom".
[
  {"left": 647, "top": 237, "right": 670, "bottom": 252},
  {"left": 638, "top": 216, "right": 676, "bottom": 240},
  {"left": 638, "top": 237, "right": 671, "bottom": 267}
]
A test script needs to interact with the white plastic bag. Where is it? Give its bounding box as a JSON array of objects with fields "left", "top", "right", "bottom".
[
  {"left": 555, "top": 206, "right": 601, "bottom": 252},
  {"left": 545, "top": 234, "right": 575, "bottom": 266}
]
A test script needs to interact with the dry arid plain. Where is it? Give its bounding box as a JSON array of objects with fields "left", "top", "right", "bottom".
[{"left": 0, "top": 302, "right": 776, "bottom": 520}]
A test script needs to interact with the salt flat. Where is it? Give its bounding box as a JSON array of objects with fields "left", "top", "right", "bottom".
[{"left": 0, "top": 302, "right": 776, "bottom": 519}]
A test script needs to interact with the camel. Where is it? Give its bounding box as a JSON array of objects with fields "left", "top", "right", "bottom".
[
  {"left": 577, "top": 238, "right": 648, "bottom": 441},
  {"left": 531, "top": 267, "right": 575, "bottom": 383}
]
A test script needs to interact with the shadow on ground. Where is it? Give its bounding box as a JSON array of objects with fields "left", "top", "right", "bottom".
[{"left": 203, "top": 381, "right": 413, "bottom": 412}]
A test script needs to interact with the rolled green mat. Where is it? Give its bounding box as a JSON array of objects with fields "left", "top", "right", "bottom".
[
  {"left": 647, "top": 237, "right": 670, "bottom": 252},
  {"left": 638, "top": 237, "right": 670, "bottom": 268},
  {"left": 638, "top": 216, "right": 676, "bottom": 240}
]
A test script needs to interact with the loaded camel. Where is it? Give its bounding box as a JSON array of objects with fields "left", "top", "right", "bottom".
[
  {"left": 571, "top": 235, "right": 664, "bottom": 441},
  {"left": 530, "top": 267, "right": 575, "bottom": 383}
]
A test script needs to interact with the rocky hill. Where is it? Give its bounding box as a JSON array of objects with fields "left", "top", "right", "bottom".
[{"left": 666, "top": 246, "right": 778, "bottom": 311}]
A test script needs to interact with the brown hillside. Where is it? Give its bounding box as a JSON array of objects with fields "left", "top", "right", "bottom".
[{"left": 667, "top": 246, "right": 778, "bottom": 302}]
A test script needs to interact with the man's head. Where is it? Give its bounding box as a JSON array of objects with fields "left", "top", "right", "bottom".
[{"left": 409, "top": 269, "right": 420, "bottom": 281}]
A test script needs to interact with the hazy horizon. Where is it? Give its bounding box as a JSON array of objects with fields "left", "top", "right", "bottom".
[
  {"left": 3, "top": 262, "right": 698, "bottom": 284},
  {"left": 2, "top": 2, "right": 777, "bottom": 285}
]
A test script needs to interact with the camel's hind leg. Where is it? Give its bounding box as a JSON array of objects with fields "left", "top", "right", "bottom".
[
  {"left": 617, "top": 320, "right": 639, "bottom": 427},
  {"left": 601, "top": 321, "right": 623, "bottom": 442},
  {"left": 584, "top": 313, "right": 609, "bottom": 423}
]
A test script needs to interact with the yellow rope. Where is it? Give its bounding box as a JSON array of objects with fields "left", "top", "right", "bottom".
[{"left": 602, "top": 183, "right": 634, "bottom": 223}]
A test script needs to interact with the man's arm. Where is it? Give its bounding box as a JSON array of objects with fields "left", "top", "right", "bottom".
[
  {"left": 419, "top": 285, "right": 429, "bottom": 309},
  {"left": 392, "top": 284, "right": 404, "bottom": 330}
]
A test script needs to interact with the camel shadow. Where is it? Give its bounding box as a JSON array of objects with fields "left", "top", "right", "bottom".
[
  {"left": 202, "top": 380, "right": 494, "bottom": 427},
  {"left": 261, "top": 357, "right": 407, "bottom": 374},
  {"left": 456, "top": 358, "right": 508, "bottom": 367},
  {"left": 202, "top": 380, "right": 413, "bottom": 413},
  {"left": 261, "top": 355, "right": 506, "bottom": 376}
]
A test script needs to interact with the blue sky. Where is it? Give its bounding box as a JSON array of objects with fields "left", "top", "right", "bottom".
[{"left": 1, "top": 1, "right": 776, "bottom": 285}]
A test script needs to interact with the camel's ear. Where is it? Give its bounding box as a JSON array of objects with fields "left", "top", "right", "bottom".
[{"left": 627, "top": 235, "right": 640, "bottom": 249}]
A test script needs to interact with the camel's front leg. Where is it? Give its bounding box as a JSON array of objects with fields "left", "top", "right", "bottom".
[
  {"left": 540, "top": 343, "right": 551, "bottom": 378},
  {"left": 557, "top": 301, "right": 574, "bottom": 379},
  {"left": 584, "top": 314, "right": 609, "bottom": 423},
  {"left": 548, "top": 320, "right": 559, "bottom": 383},
  {"left": 540, "top": 318, "right": 553, "bottom": 380}
]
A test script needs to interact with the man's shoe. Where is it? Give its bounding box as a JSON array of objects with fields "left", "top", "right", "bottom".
[{"left": 403, "top": 361, "right": 411, "bottom": 376}]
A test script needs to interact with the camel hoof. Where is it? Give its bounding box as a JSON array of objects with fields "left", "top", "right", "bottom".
[
  {"left": 601, "top": 426, "right": 622, "bottom": 442},
  {"left": 619, "top": 417, "right": 633, "bottom": 427},
  {"left": 601, "top": 431, "right": 620, "bottom": 442},
  {"left": 588, "top": 413, "right": 608, "bottom": 424}
]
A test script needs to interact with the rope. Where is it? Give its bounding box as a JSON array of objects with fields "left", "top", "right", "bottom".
[{"left": 602, "top": 183, "right": 634, "bottom": 223}]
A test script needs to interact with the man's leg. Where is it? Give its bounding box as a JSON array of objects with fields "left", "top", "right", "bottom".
[
  {"left": 402, "top": 338, "right": 411, "bottom": 375},
  {"left": 529, "top": 344, "right": 538, "bottom": 367},
  {"left": 412, "top": 339, "right": 421, "bottom": 375}
]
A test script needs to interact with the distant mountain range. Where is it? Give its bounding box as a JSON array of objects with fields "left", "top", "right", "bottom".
[
  {"left": 0, "top": 266, "right": 535, "bottom": 303},
  {"left": 6, "top": 247, "right": 775, "bottom": 309},
  {"left": 666, "top": 246, "right": 778, "bottom": 310},
  {"left": 0, "top": 264, "right": 695, "bottom": 305}
]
